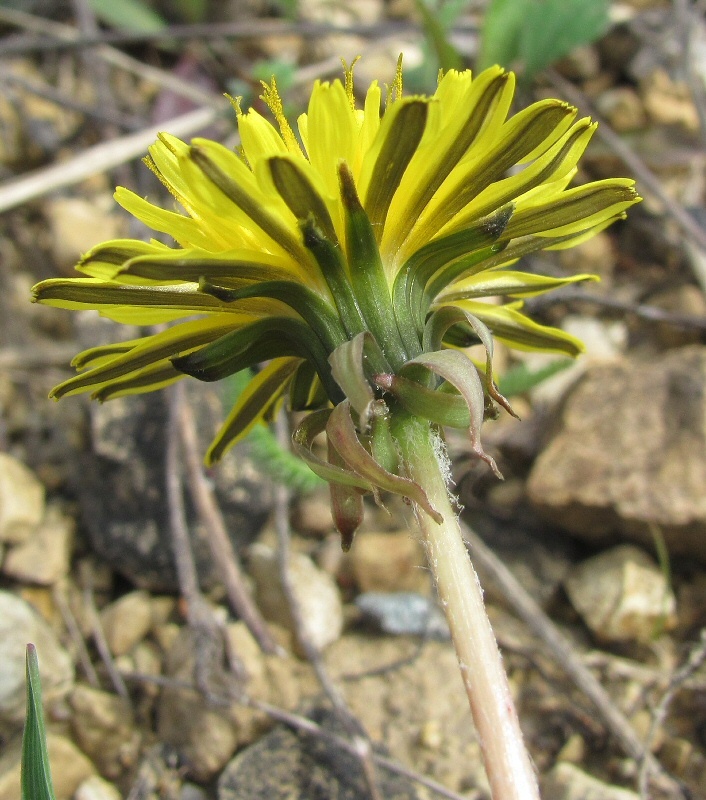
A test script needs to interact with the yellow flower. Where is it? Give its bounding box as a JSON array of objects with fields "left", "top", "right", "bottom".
[{"left": 33, "top": 60, "right": 639, "bottom": 542}]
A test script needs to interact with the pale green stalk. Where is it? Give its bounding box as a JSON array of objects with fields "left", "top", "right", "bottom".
[{"left": 394, "top": 414, "right": 540, "bottom": 800}]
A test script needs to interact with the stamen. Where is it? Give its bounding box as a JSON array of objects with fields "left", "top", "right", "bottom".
[
  {"left": 341, "top": 56, "right": 361, "bottom": 110},
  {"left": 386, "top": 53, "right": 404, "bottom": 106},
  {"left": 224, "top": 93, "right": 243, "bottom": 118},
  {"left": 260, "top": 77, "right": 303, "bottom": 156},
  {"left": 142, "top": 155, "right": 189, "bottom": 210}
]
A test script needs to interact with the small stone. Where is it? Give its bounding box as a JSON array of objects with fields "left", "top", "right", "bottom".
[
  {"left": 74, "top": 775, "right": 122, "bottom": 800},
  {"left": 649, "top": 284, "right": 706, "bottom": 348},
  {"left": 100, "top": 590, "right": 153, "bottom": 657},
  {"left": 554, "top": 45, "right": 601, "bottom": 81},
  {"left": 0, "top": 591, "right": 74, "bottom": 729},
  {"left": 418, "top": 719, "right": 443, "bottom": 750},
  {"left": 46, "top": 196, "right": 126, "bottom": 271},
  {"left": 594, "top": 87, "right": 647, "bottom": 133},
  {"left": 249, "top": 543, "right": 343, "bottom": 652},
  {"left": 557, "top": 230, "right": 616, "bottom": 279},
  {"left": 3, "top": 502, "right": 74, "bottom": 585},
  {"left": 157, "top": 628, "right": 240, "bottom": 782},
  {"left": 355, "top": 592, "right": 449, "bottom": 638},
  {"left": 292, "top": 492, "right": 333, "bottom": 538},
  {"left": 70, "top": 685, "right": 142, "bottom": 779},
  {"left": 641, "top": 68, "right": 700, "bottom": 132},
  {"left": 564, "top": 545, "right": 676, "bottom": 644},
  {"left": 0, "top": 733, "right": 95, "bottom": 800},
  {"left": 555, "top": 734, "right": 586, "bottom": 765},
  {"left": 0, "top": 453, "right": 45, "bottom": 544},
  {"left": 350, "top": 531, "right": 430, "bottom": 594},
  {"left": 218, "top": 707, "right": 421, "bottom": 800},
  {"left": 542, "top": 762, "right": 639, "bottom": 800}
]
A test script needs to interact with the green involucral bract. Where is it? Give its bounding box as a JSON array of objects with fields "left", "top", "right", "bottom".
[{"left": 32, "top": 60, "right": 640, "bottom": 547}]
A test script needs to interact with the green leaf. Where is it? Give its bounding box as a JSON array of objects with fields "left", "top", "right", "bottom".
[
  {"left": 412, "top": 0, "right": 464, "bottom": 72},
  {"left": 479, "top": 0, "right": 610, "bottom": 82},
  {"left": 340, "top": 163, "right": 409, "bottom": 370},
  {"left": 269, "top": 156, "right": 338, "bottom": 244},
  {"left": 87, "top": 0, "right": 167, "bottom": 32},
  {"left": 497, "top": 358, "right": 572, "bottom": 396},
  {"left": 22, "top": 645, "right": 57, "bottom": 800},
  {"left": 521, "top": 0, "right": 610, "bottom": 81}
]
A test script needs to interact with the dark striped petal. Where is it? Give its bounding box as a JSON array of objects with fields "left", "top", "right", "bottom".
[{"left": 206, "top": 357, "right": 302, "bottom": 464}]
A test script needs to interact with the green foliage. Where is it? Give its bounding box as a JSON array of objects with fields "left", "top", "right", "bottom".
[
  {"left": 478, "top": 0, "right": 610, "bottom": 82},
  {"left": 171, "top": 0, "right": 209, "bottom": 23},
  {"left": 87, "top": 0, "right": 167, "bottom": 32},
  {"left": 497, "top": 358, "right": 572, "bottom": 397},
  {"left": 221, "top": 371, "right": 324, "bottom": 494},
  {"left": 406, "top": 0, "right": 468, "bottom": 91},
  {"left": 21, "top": 645, "right": 57, "bottom": 800}
]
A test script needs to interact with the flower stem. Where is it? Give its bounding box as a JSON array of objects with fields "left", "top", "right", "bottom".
[{"left": 393, "top": 414, "right": 540, "bottom": 800}]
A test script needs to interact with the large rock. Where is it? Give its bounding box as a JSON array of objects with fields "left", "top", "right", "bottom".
[
  {"left": 75, "top": 379, "right": 272, "bottom": 591},
  {"left": 528, "top": 347, "right": 706, "bottom": 560}
]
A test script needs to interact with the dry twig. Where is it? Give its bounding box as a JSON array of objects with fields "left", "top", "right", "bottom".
[
  {"left": 273, "top": 411, "right": 383, "bottom": 800},
  {"left": 176, "top": 395, "right": 281, "bottom": 655},
  {"left": 79, "top": 562, "right": 130, "bottom": 699},
  {"left": 120, "top": 669, "right": 473, "bottom": 800},
  {"left": 638, "top": 629, "right": 706, "bottom": 798},
  {"left": 165, "top": 383, "right": 243, "bottom": 687}
]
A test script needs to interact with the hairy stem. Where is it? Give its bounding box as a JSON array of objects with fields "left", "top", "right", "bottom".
[{"left": 394, "top": 414, "right": 539, "bottom": 800}]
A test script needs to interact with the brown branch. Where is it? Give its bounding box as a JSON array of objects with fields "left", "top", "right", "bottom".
[
  {"left": 165, "top": 384, "right": 243, "bottom": 688},
  {"left": 523, "top": 287, "right": 706, "bottom": 330},
  {"left": 0, "top": 18, "right": 471, "bottom": 56},
  {"left": 638, "top": 629, "right": 706, "bottom": 798},
  {"left": 78, "top": 561, "right": 130, "bottom": 699},
  {"left": 53, "top": 580, "right": 100, "bottom": 687},
  {"left": 273, "top": 411, "right": 383, "bottom": 800},
  {"left": 176, "top": 394, "right": 281, "bottom": 655}
]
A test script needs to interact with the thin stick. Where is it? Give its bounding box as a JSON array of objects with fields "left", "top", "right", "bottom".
[
  {"left": 0, "top": 18, "right": 461, "bottom": 55},
  {"left": 120, "top": 669, "right": 473, "bottom": 800},
  {"left": 523, "top": 287, "right": 706, "bottom": 331},
  {"left": 166, "top": 384, "right": 244, "bottom": 686},
  {"left": 177, "top": 396, "right": 281, "bottom": 655},
  {"left": 0, "top": 7, "right": 225, "bottom": 109},
  {"left": 79, "top": 566, "right": 129, "bottom": 699},
  {"left": 273, "top": 412, "right": 383, "bottom": 800},
  {"left": 53, "top": 581, "right": 100, "bottom": 687},
  {"left": 460, "top": 521, "right": 686, "bottom": 798},
  {"left": 0, "top": 67, "right": 143, "bottom": 130},
  {"left": 637, "top": 629, "right": 706, "bottom": 798}
]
